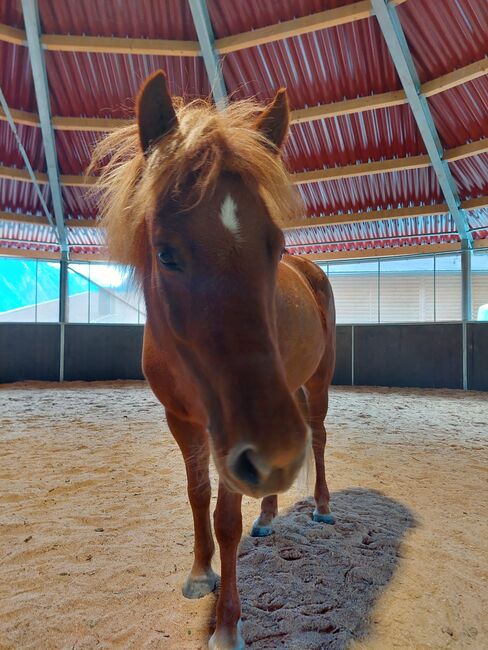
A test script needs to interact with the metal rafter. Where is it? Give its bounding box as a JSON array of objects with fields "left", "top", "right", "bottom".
[
  {"left": 0, "top": 85, "right": 56, "bottom": 233},
  {"left": 187, "top": 0, "right": 227, "bottom": 108},
  {"left": 371, "top": 0, "right": 472, "bottom": 248},
  {"left": 21, "top": 0, "right": 68, "bottom": 256}
]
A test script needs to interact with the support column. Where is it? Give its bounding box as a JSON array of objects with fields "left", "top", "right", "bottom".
[
  {"left": 461, "top": 241, "right": 472, "bottom": 323},
  {"left": 59, "top": 254, "right": 68, "bottom": 381},
  {"left": 461, "top": 241, "right": 472, "bottom": 390}
]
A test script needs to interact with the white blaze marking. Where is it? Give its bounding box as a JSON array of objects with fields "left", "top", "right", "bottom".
[{"left": 220, "top": 194, "right": 240, "bottom": 237}]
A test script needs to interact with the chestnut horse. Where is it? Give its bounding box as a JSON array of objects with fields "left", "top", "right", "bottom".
[{"left": 90, "top": 71, "right": 336, "bottom": 650}]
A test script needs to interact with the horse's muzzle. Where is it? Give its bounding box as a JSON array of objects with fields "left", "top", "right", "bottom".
[{"left": 225, "top": 443, "right": 306, "bottom": 497}]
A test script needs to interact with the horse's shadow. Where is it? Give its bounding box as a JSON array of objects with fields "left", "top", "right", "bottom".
[{"left": 211, "top": 488, "right": 416, "bottom": 649}]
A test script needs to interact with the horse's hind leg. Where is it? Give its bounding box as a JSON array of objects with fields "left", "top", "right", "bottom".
[
  {"left": 306, "top": 371, "right": 335, "bottom": 524},
  {"left": 166, "top": 412, "right": 218, "bottom": 599},
  {"left": 251, "top": 495, "right": 277, "bottom": 537}
]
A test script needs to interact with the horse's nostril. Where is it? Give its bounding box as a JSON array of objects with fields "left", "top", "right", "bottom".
[{"left": 232, "top": 448, "right": 260, "bottom": 486}]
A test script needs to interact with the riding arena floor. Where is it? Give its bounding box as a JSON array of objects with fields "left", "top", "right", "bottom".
[{"left": 0, "top": 381, "right": 486, "bottom": 649}]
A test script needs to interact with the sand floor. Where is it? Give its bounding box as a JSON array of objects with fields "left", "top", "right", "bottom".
[{"left": 0, "top": 382, "right": 486, "bottom": 649}]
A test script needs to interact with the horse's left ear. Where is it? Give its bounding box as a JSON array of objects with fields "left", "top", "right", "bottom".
[
  {"left": 255, "top": 88, "right": 290, "bottom": 150},
  {"left": 137, "top": 70, "right": 178, "bottom": 156}
]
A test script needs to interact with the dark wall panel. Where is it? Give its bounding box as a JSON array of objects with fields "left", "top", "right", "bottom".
[
  {"left": 467, "top": 323, "right": 488, "bottom": 391},
  {"left": 354, "top": 324, "right": 463, "bottom": 389},
  {"left": 0, "top": 323, "right": 60, "bottom": 382},
  {"left": 64, "top": 324, "right": 144, "bottom": 381},
  {"left": 332, "top": 325, "right": 352, "bottom": 385}
]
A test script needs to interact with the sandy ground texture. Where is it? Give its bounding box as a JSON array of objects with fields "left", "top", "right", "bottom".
[{"left": 0, "top": 381, "right": 487, "bottom": 650}]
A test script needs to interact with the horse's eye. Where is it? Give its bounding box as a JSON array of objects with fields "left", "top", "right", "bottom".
[{"left": 158, "top": 246, "right": 182, "bottom": 272}]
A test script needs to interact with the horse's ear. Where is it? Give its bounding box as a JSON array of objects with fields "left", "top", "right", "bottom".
[
  {"left": 137, "top": 70, "right": 178, "bottom": 156},
  {"left": 255, "top": 88, "right": 289, "bottom": 150}
]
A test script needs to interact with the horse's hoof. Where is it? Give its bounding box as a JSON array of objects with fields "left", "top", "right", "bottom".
[
  {"left": 209, "top": 620, "right": 245, "bottom": 650},
  {"left": 250, "top": 518, "right": 273, "bottom": 537},
  {"left": 182, "top": 570, "right": 218, "bottom": 599},
  {"left": 312, "top": 510, "right": 336, "bottom": 524}
]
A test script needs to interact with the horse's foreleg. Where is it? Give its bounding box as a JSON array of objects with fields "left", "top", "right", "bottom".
[
  {"left": 210, "top": 483, "right": 244, "bottom": 650},
  {"left": 166, "top": 412, "right": 217, "bottom": 599},
  {"left": 250, "top": 495, "right": 277, "bottom": 537},
  {"left": 306, "top": 383, "right": 335, "bottom": 525}
]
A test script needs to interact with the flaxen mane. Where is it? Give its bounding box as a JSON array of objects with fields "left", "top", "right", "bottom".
[{"left": 88, "top": 98, "right": 302, "bottom": 273}]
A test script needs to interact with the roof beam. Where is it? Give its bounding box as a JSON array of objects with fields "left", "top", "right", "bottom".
[
  {"left": 285, "top": 203, "right": 448, "bottom": 229},
  {"left": 285, "top": 194, "right": 488, "bottom": 230},
  {"left": 214, "top": 1, "right": 406, "bottom": 54},
  {"left": 41, "top": 33, "right": 200, "bottom": 57},
  {"left": 422, "top": 57, "right": 488, "bottom": 98},
  {"left": 0, "top": 23, "right": 25, "bottom": 46},
  {"left": 301, "top": 241, "right": 462, "bottom": 262},
  {"left": 1, "top": 137, "right": 487, "bottom": 187},
  {"left": 21, "top": 0, "right": 68, "bottom": 255},
  {"left": 371, "top": 0, "right": 472, "bottom": 247},
  {"left": 292, "top": 153, "right": 431, "bottom": 185},
  {"left": 214, "top": 1, "right": 371, "bottom": 54},
  {"left": 444, "top": 139, "right": 488, "bottom": 163},
  {"left": 188, "top": 0, "right": 227, "bottom": 107}
]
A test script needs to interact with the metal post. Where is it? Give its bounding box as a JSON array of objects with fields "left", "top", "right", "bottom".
[
  {"left": 188, "top": 0, "right": 228, "bottom": 108},
  {"left": 351, "top": 325, "right": 355, "bottom": 386},
  {"left": 461, "top": 241, "right": 472, "bottom": 323},
  {"left": 22, "top": 0, "right": 69, "bottom": 256},
  {"left": 59, "top": 253, "right": 68, "bottom": 381},
  {"left": 461, "top": 241, "right": 472, "bottom": 390}
]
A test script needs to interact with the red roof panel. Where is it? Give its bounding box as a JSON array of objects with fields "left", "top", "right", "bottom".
[
  {"left": 0, "top": 121, "right": 45, "bottom": 170},
  {"left": 297, "top": 167, "right": 442, "bottom": 217},
  {"left": 285, "top": 105, "right": 425, "bottom": 172},
  {"left": 222, "top": 19, "right": 399, "bottom": 108},
  {"left": 208, "top": 0, "right": 359, "bottom": 38},
  {"left": 0, "top": 179, "right": 51, "bottom": 216},
  {"left": 285, "top": 212, "right": 459, "bottom": 252},
  {"left": 45, "top": 51, "right": 211, "bottom": 118},
  {"left": 450, "top": 154, "right": 488, "bottom": 199},
  {"left": 56, "top": 130, "right": 100, "bottom": 175},
  {"left": 429, "top": 78, "right": 488, "bottom": 148},
  {"left": 398, "top": 0, "right": 488, "bottom": 82},
  {"left": 62, "top": 187, "right": 97, "bottom": 221},
  {"left": 39, "top": 0, "right": 198, "bottom": 40},
  {"left": 0, "top": 0, "right": 23, "bottom": 28},
  {"left": 0, "top": 43, "right": 37, "bottom": 112}
]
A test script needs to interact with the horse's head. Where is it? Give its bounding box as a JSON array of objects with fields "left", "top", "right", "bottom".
[{"left": 93, "top": 71, "right": 310, "bottom": 497}]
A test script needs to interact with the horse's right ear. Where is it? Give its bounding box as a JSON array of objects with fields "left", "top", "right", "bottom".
[{"left": 137, "top": 70, "right": 178, "bottom": 156}]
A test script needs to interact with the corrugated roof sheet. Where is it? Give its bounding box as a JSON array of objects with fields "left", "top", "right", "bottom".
[
  {"left": 0, "top": 0, "right": 23, "bottom": 28},
  {"left": 297, "top": 167, "right": 443, "bottom": 217},
  {"left": 208, "top": 0, "right": 359, "bottom": 38},
  {"left": 0, "top": 43, "right": 37, "bottom": 112},
  {"left": 0, "top": 179, "right": 51, "bottom": 215},
  {"left": 450, "top": 154, "right": 488, "bottom": 199},
  {"left": 428, "top": 78, "right": 488, "bottom": 148},
  {"left": 0, "top": 121, "right": 45, "bottom": 169},
  {"left": 398, "top": 0, "right": 488, "bottom": 81},
  {"left": 55, "top": 130, "right": 99, "bottom": 176},
  {"left": 39, "top": 0, "right": 198, "bottom": 40},
  {"left": 222, "top": 19, "right": 400, "bottom": 108},
  {"left": 46, "top": 52, "right": 211, "bottom": 119},
  {"left": 285, "top": 105, "right": 425, "bottom": 172},
  {"left": 285, "top": 213, "right": 458, "bottom": 249},
  {"left": 62, "top": 187, "right": 97, "bottom": 221}
]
